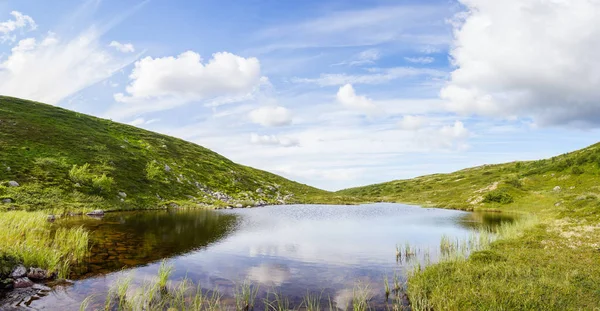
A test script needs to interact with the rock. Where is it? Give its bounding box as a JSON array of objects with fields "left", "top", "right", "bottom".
[
  {"left": 10, "top": 265, "right": 27, "bottom": 278},
  {"left": 74, "top": 183, "right": 81, "bottom": 187},
  {"left": 226, "top": 206, "right": 233, "bottom": 210},
  {"left": 164, "top": 164, "right": 171, "bottom": 172},
  {"left": 235, "top": 203, "right": 243, "bottom": 208},
  {"left": 86, "top": 210, "right": 105, "bottom": 216},
  {"left": 32, "top": 283, "right": 51, "bottom": 291},
  {"left": 555, "top": 202, "right": 561, "bottom": 207},
  {"left": 256, "top": 188, "right": 263, "bottom": 194},
  {"left": 118, "top": 192, "right": 127, "bottom": 198},
  {"left": 2, "top": 198, "right": 12, "bottom": 204},
  {"left": 47, "top": 215, "right": 55, "bottom": 222},
  {"left": 8, "top": 181, "right": 19, "bottom": 187},
  {"left": 553, "top": 186, "right": 561, "bottom": 192},
  {"left": 27, "top": 268, "right": 48, "bottom": 280},
  {"left": 168, "top": 202, "right": 180, "bottom": 209},
  {"left": 13, "top": 277, "right": 34, "bottom": 288}
]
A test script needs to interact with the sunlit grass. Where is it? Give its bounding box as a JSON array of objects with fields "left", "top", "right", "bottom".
[
  {"left": 234, "top": 280, "right": 260, "bottom": 311},
  {"left": 0, "top": 211, "right": 89, "bottom": 278}
]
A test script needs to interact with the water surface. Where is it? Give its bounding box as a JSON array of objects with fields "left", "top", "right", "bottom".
[{"left": 17, "top": 203, "right": 514, "bottom": 310}]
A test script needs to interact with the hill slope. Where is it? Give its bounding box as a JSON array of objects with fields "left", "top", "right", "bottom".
[
  {"left": 339, "top": 143, "right": 600, "bottom": 310},
  {"left": 338, "top": 142, "right": 600, "bottom": 217},
  {"left": 0, "top": 96, "right": 340, "bottom": 212}
]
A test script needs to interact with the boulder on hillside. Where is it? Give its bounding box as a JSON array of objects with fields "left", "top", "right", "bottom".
[
  {"left": 553, "top": 186, "right": 561, "bottom": 192},
  {"left": 118, "top": 192, "right": 127, "bottom": 198},
  {"left": 8, "top": 181, "right": 19, "bottom": 187}
]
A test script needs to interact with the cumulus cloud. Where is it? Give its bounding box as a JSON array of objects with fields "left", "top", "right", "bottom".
[
  {"left": 416, "top": 121, "right": 470, "bottom": 150},
  {"left": 116, "top": 51, "right": 261, "bottom": 102},
  {"left": 404, "top": 56, "right": 434, "bottom": 64},
  {"left": 250, "top": 133, "right": 299, "bottom": 147},
  {"left": 0, "top": 11, "right": 36, "bottom": 42},
  {"left": 109, "top": 41, "right": 135, "bottom": 53},
  {"left": 0, "top": 30, "right": 134, "bottom": 105},
  {"left": 442, "top": 0, "right": 600, "bottom": 127},
  {"left": 336, "top": 84, "right": 376, "bottom": 111},
  {"left": 249, "top": 106, "right": 293, "bottom": 126},
  {"left": 398, "top": 115, "right": 427, "bottom": 130}
]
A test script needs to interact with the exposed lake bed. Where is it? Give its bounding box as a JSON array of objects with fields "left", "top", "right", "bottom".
[{"left": 1, "top": 204, "right": 514, "bottom": 310}]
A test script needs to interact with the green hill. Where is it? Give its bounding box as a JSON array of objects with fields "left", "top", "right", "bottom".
[
  {"left": 338, "top": 142, "right": 600, "bottom": 216},
  {"left": 339, "top": 143, "right": 600, "bottom": 310},
  {"left": 0, "top": 96, "right": 345, "bottom": 213}
]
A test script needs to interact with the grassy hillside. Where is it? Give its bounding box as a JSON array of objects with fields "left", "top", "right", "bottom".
[
  {"left": 340, "top": 144, "right": 600, "bottom": 310},
  {"left": 0, "top": 96, "right": 348, "bottom": 213},
  {"left": 339, "top": 142, "right": 600, "bottom": 215}
]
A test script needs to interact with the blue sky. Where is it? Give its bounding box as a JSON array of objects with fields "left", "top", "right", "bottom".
[{"left": 1, "top": 0, "right": 600, "bottom": 190}]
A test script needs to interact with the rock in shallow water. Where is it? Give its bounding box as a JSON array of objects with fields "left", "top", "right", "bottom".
[
  {"left": 10, "top": 265, "right": 26, "bottom": 278},
  {"left": 86, "top": 210, "right": 105, "bottom": 216},
  {"left": 13, "top": 277, "right": 33, "bottom": 288},
  {"left": 27, "top": 268, "right": 48, "bottom": 280}
]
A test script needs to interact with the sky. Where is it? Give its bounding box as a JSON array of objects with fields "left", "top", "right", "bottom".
[{"left": 1, "top": 0, "right": 600, "bottom": 191}]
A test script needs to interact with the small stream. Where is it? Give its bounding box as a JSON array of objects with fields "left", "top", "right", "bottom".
[{"left": 4, "top": 203, "right": 514, "bottom": 310}]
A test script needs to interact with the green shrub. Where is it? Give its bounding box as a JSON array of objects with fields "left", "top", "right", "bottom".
[
  {"left": 146, "top": 161, "right": 165, "bottom": 181},
  {"left": 506, "top": 178, "right": 523, "bottom": 189},
  {"left": 68, "top": 163, "right": 94, "bottom": 184},
  {"left": 571, "top": 166, "right": 584, "bottom": 175},
  {"left": 483, "top": 190, "right": 514, "bottom": 204},
  {"left": 92, "top": 174, "right": 113, "bottom": 193}
]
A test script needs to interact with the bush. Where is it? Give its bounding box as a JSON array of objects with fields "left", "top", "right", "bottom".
[
  {"left": 92, "top": 174, "right": 113, "bottom": 193},
  {"left": 68, "top": 163, "right": 94, "bottom": 184},
  {"left": 571, "top": 166, "right": 584, "bottom": 175},
  {"left": 483, "top": 191, "right": 514, "bottom": 204},
  {"left": 146, "top": 161, "right": 165, "bottom": 181},
  {"left": 506, "top": 178, "right": 522, "bottom": 189}
]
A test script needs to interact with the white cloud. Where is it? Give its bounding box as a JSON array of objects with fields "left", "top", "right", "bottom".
[
  {"left": 0, "top": 30, "right": 134, "bottom": 105},
  {"left": 128, "top": 118, "right": 159, "bottom": 126},
  {"left": 249, "top": 106, "right": 293, "bottom": 126},
  {"left": 0, "top": 11, "right": 36, "bottom": 42},
  {"left": 115, "top": 51, "right": 261, "bottom": 103},
  {"left": 250, "top": 133, "right": 299, "bottom": 147},
  {"left": 336, "top": 84, "right": 376, "bottom": 111},
  {"left": 416, "top": 121, "right": 470, "bottom": 150},
  {"left": 442, "top": 0, "right": 600, "bottom": 127},
  {"left": 252, "top": 5, "right": 451, "bottom": 52},
  {"left": 334, "top": 49, "right": 380, "bottom": 66},
  {"left": 398, "top": 115, "right": 427, "bottom": 130},
  {"left": 294, "top": 67, "right": 446, "bottom": 86},
  {"left": 109, "top": 41, "right": 135, "bottom": 53},
  {"left": 404, "top": 56, "right": 434, "bottom": 64}
]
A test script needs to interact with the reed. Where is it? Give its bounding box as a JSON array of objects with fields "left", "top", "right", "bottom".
[
  {"left": 234, "top": 280, "right": 260, "bottom": 311},
  {"left": 302, "top": 291, "right": 322, "bottom": 311},
  {"left": 157, "top": 259, "right": 174, "bottom": 289},
  {"left": 0, "top": 211, "right": 89, "bottom": 278},
  {"left": 351, "top": 283, "right": 371, "bottom": 311},
  {"left": 264, "top": 290, "right": 291, "bottom": 311}
]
